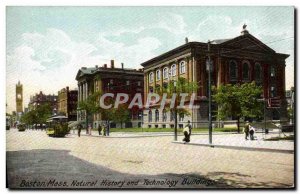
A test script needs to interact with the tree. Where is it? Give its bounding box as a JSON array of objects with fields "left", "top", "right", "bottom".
[
  {"left": 78, "top": 91, "right": 102, "bottom": 131},
  {"left": 213, "top": 82, "right": 263, "bottom": 133},
  {"left": 20, "top": 104, "right": 52, "bottom": 129},
  {"left": 113, "top": 104, "right": 130, "bottom": 128},
  {"left": 157, "top": 77, "right": 198, "bottom": 140}
]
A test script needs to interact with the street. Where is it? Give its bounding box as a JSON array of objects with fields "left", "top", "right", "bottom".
[{"left": 6, "top": 128, "right": 294, "bottom": 189}]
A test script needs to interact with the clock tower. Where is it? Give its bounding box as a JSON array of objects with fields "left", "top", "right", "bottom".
[{"left": 16, "top": 81, "right": 23, "bottom": 113}]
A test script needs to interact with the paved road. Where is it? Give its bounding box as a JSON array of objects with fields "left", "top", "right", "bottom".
[{"left": 6, "top": 128, "right": 294, "bottom": 189}]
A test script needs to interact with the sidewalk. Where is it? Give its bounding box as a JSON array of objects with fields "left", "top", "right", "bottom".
[
  {"left": 173, "top": 133, "right": 294, "bottom": 154},
  {"left": 68, "top": 129, "right": 239, "bottom": 138}
]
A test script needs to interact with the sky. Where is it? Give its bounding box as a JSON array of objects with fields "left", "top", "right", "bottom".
[{"left": 6, "top": 6, "right": 294, "bottom": 113}]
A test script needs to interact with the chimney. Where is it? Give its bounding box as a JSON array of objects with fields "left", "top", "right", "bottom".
[
  {"left": 185, "top": 37, "right": 189, "bottom": 44},
  {"left": 111, "top": 60, "right": 114, "bottom": 68},
  {"left": 104, "top": 64, "right": 107, "bottom": 68},
  {"left": 81, "top": 67, "right": 87, "bottom": 70},
  {"left": 95, "top": 65, "right": 98, "bottom": 68},
  {"left": 121, "top": 63, "right": 124, "bottom": 69}
]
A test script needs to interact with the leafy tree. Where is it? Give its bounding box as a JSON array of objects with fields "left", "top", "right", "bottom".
[
  {"left": 213, "top": 82, "right": 263, "bottom": 133},
  {"left": 20, "top": 103, "right": 52, "bottom": 129},
  {"left": 113, "top": 104, "right": 130, "bottom": 128},
  {"left": 78, "top": 91, "right": 102, "bottom": 130},
  {"left": 155, "top": 77, "right": 198, "bottom": 139},
  {"left": 162, "top": 77, "right": 198, "bottom": 117}
]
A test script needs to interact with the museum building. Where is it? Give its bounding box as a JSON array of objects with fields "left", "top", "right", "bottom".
[
  {"left": 141, "top": 26, "right": 289, "bottom": 128},
  {"left": 76, "top": 60, "right": 144, "bottom": 129}
]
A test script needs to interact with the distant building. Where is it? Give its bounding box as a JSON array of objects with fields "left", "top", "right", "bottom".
[
  {"left": 16, "top": 81, "right": 23, "bottom": 121},
  {"left": 75, "top": 60, "right": 144, "bottom": 128},
  {"left": 58, "top": 87, "right": 78, "bottom": 121},
  {"left": 28, "top": 91, "right": 58, "bottom": 115}
]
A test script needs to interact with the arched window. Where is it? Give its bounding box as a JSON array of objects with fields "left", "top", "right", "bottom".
[
  {"left": 148, "top": 110, "right": 152, "bottom": 122},
  {"left": 179, "top": 61, "right": 186, "bottom": 74},
  {"left": 163, "top": 67, "right": 169, "bottom": 79},
  {"left": 270, "top": 66, "right": 276, "bottom": 77},
  {"left": 229, "top": 60, "right": 238, "bottom": 81},
  {"left": 156, "top": 70, "right": 161, "bottom": 81},
  {"left": 254, "top": 63, "right": 262, "bottom": 82},
  {"left": 155, "top": 109, "right": 159, "bottom": 122},
  {"left": 149, "top": 72, "right": 154, "bottom": 83},
  {"left": 242, "top": 61, "right": 250, "bottom": 80},
  {"left": 162, "top": 109, "right": 167, "bottom": 122},
  {"left": 171, "top": 64, "right": 177, "bottom": 76}
]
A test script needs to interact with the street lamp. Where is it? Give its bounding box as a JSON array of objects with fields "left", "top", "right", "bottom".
[{"left": 206, "top": 40, "right": 213, "bottom": 145}]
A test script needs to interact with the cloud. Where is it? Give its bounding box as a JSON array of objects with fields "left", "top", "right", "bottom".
[
  {"left": 155, "top": 13, "right": 187, "bottom": 35},
  {"left": 6, "top": 28, "right": 162, "bottom": 113}
]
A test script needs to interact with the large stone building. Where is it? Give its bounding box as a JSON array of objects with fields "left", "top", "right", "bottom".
[
  {"left": 141, "top": 26, "right": 289, "bottom": 128},
  {"left": 75, "top": 60, "right": 144, "bottom": 128},
  {"left": 58, "top": 87, "right": 78, "bottom": 121},
  {"left": 28, "top": 91, "right": 58, "bottom": 115}
]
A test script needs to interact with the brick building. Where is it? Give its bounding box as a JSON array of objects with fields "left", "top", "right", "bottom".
[
  {"left": 28, "top": 91, "right": 58, "bottom": 115},
  {"left": 141, "top": 26, "right": 289, "bottom": 128},
  {"left": 58, "top": 87, "right": 78, "bottom": 121},
  {"left": 75, "top": 60, "right": 144, "bottom": 128}
]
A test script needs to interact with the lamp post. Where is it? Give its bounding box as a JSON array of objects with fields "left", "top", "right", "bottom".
[
  {"left": 174, "top": 80, "right": 178, "bottom": 141},
  {"left": 106, "top": 82, "right": 110, "bottom": 136},
  {"left": 206, "top": 40, "right": 212, "bottom": 145}
]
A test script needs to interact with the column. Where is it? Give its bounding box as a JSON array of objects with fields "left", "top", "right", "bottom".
[
  {"left": 83, "top": 82, "right": 86, "bottom": 101},
  {"left": 86, "top": 82, "right": 88, "bottom": 99},
  {"left": 78, "top": 84, "right": 81, "bottom": 102}
]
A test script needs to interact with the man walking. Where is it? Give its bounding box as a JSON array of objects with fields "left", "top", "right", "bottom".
[
  {"left": 183, "top": 120, "right": 192, "bottom": 143},
  {"left": 98, "top": 123, "right": 102, "bottom": 136},
  {"left": 244, "top": 121, "right": 250, "bottom": 140},
  {"left": 77, "top": 124, "right": 82, "bottom": 137}
]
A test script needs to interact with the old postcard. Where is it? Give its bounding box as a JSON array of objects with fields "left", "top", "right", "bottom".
[{"left": 6, "top": 6, "right": 295, "bottom": 189}]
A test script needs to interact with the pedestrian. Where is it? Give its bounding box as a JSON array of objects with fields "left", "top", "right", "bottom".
[
  {"left": 249, "top": 125, "right": 255, "bottom": 140},
  {"left": 183, "top": 120, "right": 192, "bottom": 143},
  {"left": 77, "top": 124, "right": 82, "bottom": 137},
  {"left": 102, "top": 123, "right": 106, "bottom": 136},
  {"left": 98, "top": 123, "right": 102, "bottom": 136},
  {"left": 244, "top": 121, "right": 250, "bottom": 140}
]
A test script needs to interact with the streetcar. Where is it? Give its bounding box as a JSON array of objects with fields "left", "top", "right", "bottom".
[{"left": 46, "top": 115, "right": 70, "bottom": 137}]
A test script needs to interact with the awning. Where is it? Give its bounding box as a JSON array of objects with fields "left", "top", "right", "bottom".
[{"left": 68, "top": 120, "right": 83, "bottom": 128}]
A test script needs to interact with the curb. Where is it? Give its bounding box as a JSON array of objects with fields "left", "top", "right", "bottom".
[{"left": 172, "top": 141, "right": 294, "bottom": 154}]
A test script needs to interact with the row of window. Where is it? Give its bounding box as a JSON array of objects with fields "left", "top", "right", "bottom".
[
  {"left": 229, "top": 60, "right": 276, "bottom": 81},
  {"left": 149, "top": 61, "right": 186, "bottom": 83},
  {"left": 148, "top": 109, "right": 185, "bottom": 122}
]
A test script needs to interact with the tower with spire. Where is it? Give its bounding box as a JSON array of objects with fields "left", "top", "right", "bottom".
[{"left": 16, "top": 81, "right": 23, "bottom": 114}]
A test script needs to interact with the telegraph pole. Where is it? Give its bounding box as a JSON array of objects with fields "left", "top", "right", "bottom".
[{"left": 207, "top": 40, "right": 213, "bottom": 144}]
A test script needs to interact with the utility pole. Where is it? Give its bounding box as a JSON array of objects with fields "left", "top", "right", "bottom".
[
  {"left": 174, "top": 81, "right": 178, "bottom": 141},
  {"left": 207, "top": 40, "right": 213, "bottom": 144}
]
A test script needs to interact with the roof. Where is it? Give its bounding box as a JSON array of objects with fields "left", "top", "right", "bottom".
[
  {"left": 141, "top": 33, "right": 290, "bottom": 68},
  {"left": 80, "top": 67, "right": 97, "bottom": 74},
  {"left": 210, "top": 38, "right": 232, "bottom": 44},
  {"left": 75, "top": 66, "right": 144, "bottom": 80},
  {"left": 141, "top": 41, "right": 205, "bottom": 67}
]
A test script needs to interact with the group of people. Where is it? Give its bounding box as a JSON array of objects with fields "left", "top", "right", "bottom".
[
  {"left": 76, "top": 123, "right": 108, "bottom": 137},
  {"left": 244, "top": 121, "right": 256, "bottom": 140}
]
